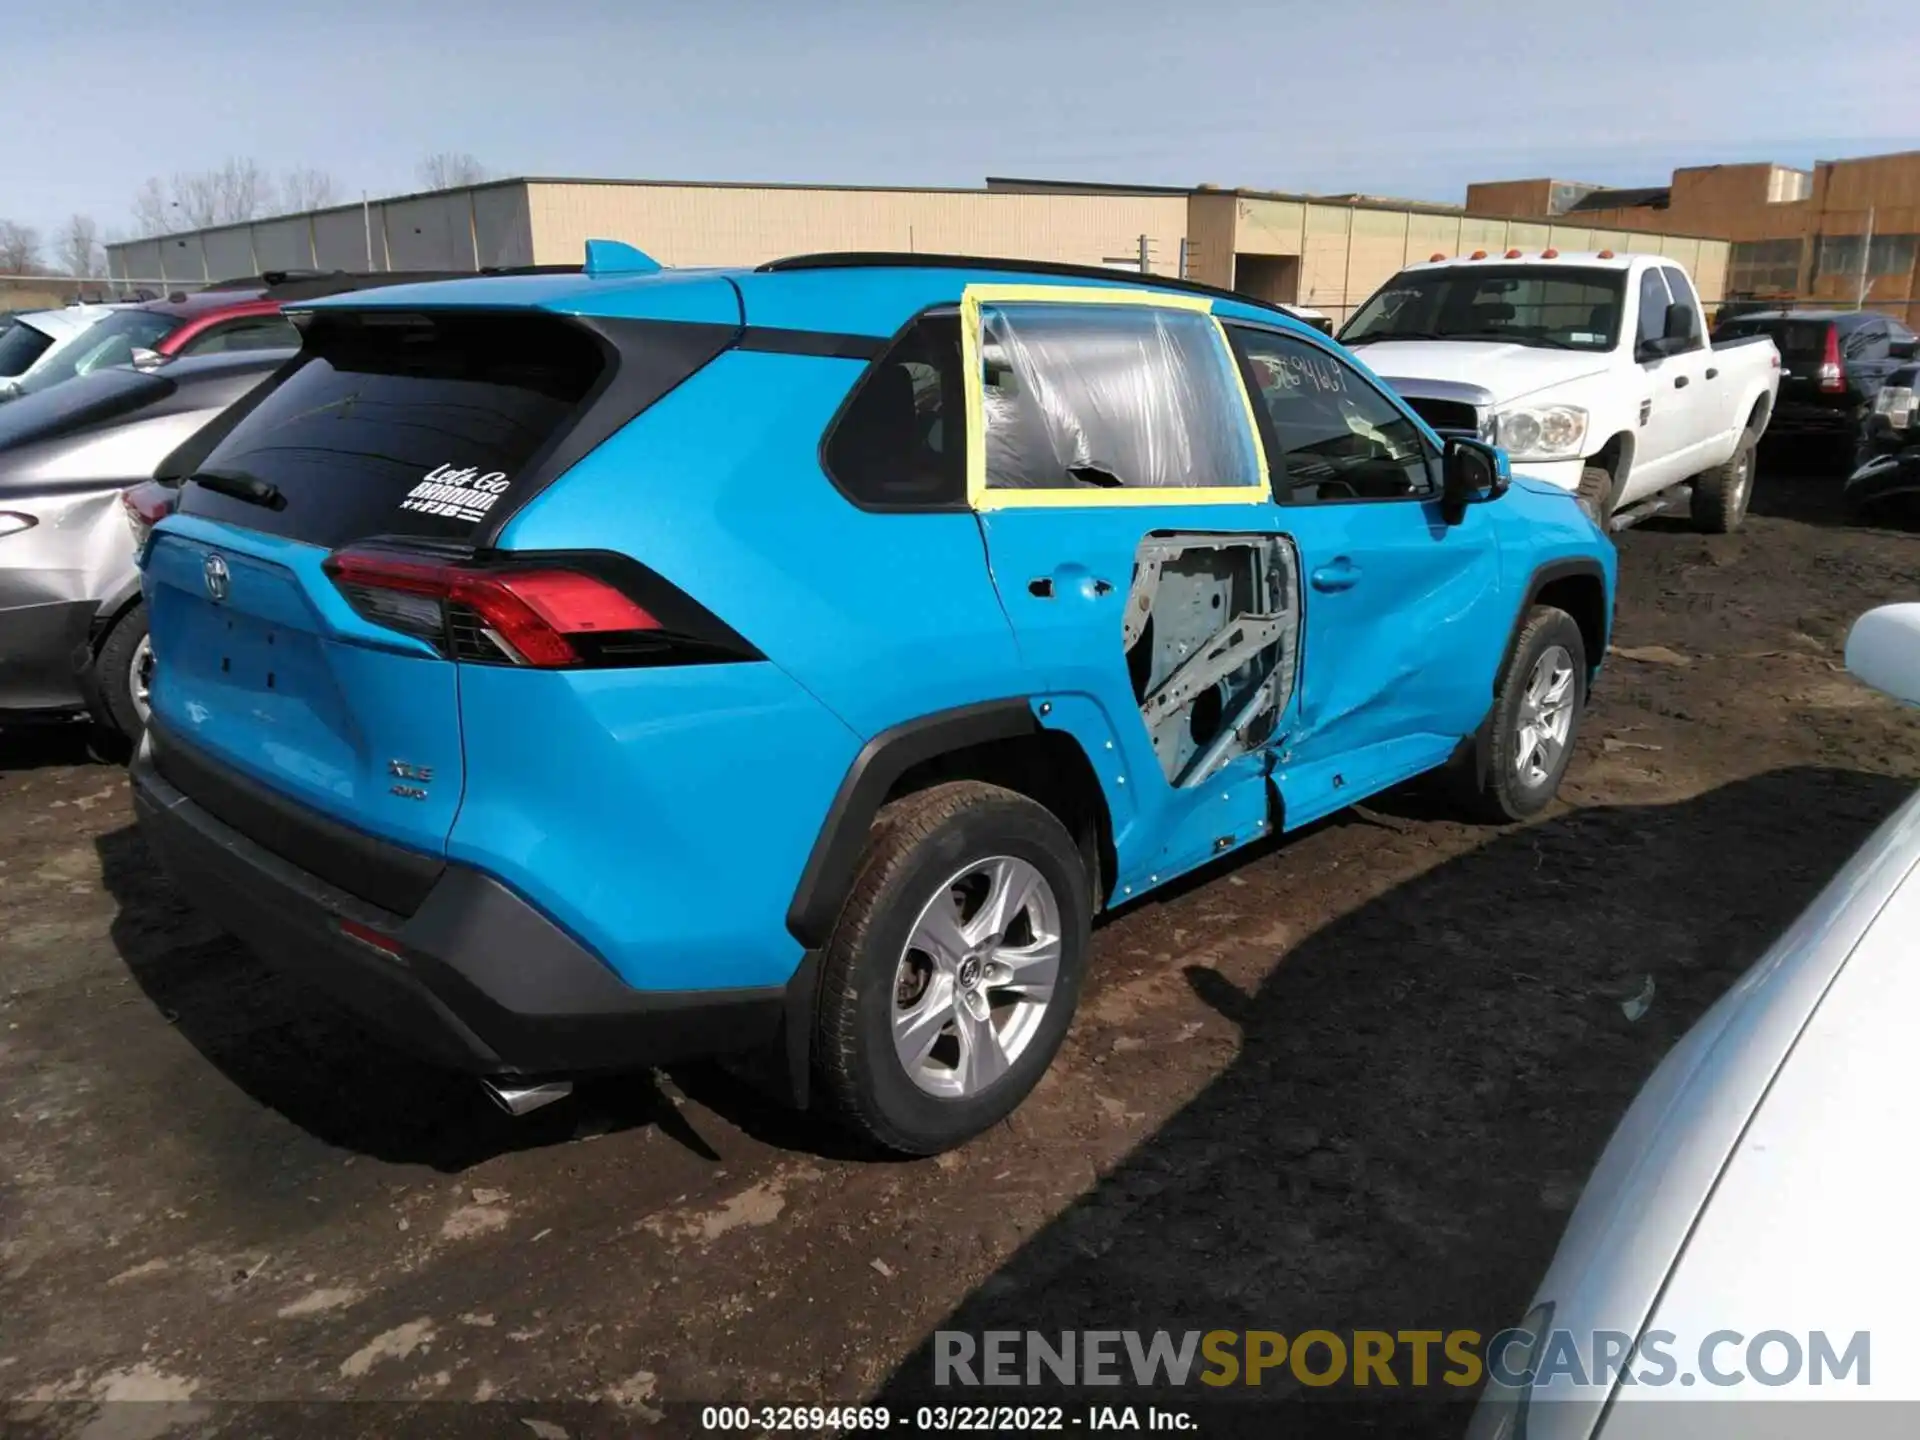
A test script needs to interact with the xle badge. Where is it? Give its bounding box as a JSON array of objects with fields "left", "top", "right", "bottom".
[{"left": 388, "top": 759, "right": 433, "bottom": 800}]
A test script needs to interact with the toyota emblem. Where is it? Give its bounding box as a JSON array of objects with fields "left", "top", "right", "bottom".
[{"left": 203, "top": 552, "right": 230, "bottom": 603}]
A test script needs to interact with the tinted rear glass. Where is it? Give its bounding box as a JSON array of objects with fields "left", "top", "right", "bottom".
[
  {"left": 1717, "top": 318, "right": 1830, "bottom": 358},
  {"left": 178, "top": 311, "right": 608, "bottom": 548}
]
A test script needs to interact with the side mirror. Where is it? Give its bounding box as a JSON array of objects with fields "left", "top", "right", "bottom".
[
  {"left": 129, "top": 348, "right": 165, "bottom": 370},
  {"left": 1890, "top": 337, "right": 1918, "bottom": 361},
  {"left": 1845, "top": 604, "right": 1920, "bottom": 707},
  {"left": 1441, "top": 436, "right": 1509, "bottom": 524},
  {"left": 1664, "top": 303, "right": 1697, "bottom": 345}
]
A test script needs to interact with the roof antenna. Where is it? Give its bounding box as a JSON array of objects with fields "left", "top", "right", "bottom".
[{"left": 583, "top": 239, "right": 662, "bottom": 277}]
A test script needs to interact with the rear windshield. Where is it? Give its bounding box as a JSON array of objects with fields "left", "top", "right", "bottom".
[
  {"left": 177, "top": 311, "right": 608, "bottom": 548},
  {"left": 1716, "top": 317, "right": 1829, "bottom": 358},
  {"left": 0, "top": 319, "right": 55, "bottom": 379}
]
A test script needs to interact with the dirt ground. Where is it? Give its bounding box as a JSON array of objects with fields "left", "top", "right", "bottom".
[{"left": 4, "top": 452, "right": 1919, "bottom": 1439}]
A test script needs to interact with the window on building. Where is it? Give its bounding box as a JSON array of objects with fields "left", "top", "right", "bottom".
[
  {"left": 1816, "top": 233, "right": 1920, "bottom": 280},
  {"left": 978, "top": 302, "right": 1260, "bottom": 493},
  {"left": 823, "top": 312, "right": 967, "bottom": 509},
  {"left": 1727, "top": 238, "right": 1803, "bottom": 296},
  {"left": 1226, "top": 326, "right": 1435, "bottom": 503}
]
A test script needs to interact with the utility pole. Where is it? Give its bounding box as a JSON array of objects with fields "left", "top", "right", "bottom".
[{"left": 1856, "top": 205, "right": 1875, "bottom": 310}]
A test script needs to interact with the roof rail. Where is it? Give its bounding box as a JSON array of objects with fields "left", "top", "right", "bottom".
[{"left": 756, "top": 251, "right": 1298, "bottom": 320}]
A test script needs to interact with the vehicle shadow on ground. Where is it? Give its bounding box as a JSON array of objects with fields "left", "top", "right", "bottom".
[
  {"left": 0, "top": 722, "right": 110, "bottom": 774},
  {"left": 873, "top": 765, "right": 1910, "bottom": 1438},
  {"left": 93, "top": 822, "right": 692, "bottom": 1171}
]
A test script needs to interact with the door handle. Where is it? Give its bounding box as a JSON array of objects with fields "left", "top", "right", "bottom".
[
  {"left": 1705, "top": 367, "right": 1719, "bottom": 379},
  {"left": 1310, "top": 560, "right": 1362, "bottom": 593},
  {"left": 1674, "top": 375, "right": 1690, "bottom": 389}
]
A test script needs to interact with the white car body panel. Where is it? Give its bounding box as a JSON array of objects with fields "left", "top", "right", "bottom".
[
  {"left": 0, "top": 306, "right": 116, "bottom": 390},
  {"left": 1470, "top": 603, "right": 1920, "bottom": 1440}
]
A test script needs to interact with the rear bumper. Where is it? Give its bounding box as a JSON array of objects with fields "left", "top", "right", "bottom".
[
  {"left": 130, "top": 732, "right": 790, "bottom": 1077},
  {"left": 1766, "top": 400, "right": 1857, "bottom": 436}
]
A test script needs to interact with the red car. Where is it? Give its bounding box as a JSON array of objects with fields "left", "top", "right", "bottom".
[{"left": 10, "top": 270, "right": 474, "bottom": 397}]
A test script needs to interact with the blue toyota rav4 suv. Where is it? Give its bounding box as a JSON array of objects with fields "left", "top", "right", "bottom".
[{"left": 131, "top": 244, "right": 1615, "bottom": 1154}]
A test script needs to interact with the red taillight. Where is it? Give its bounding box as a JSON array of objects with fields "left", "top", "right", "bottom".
[
  {"left": 323, "top": 547, "right": 661, "bottom": 667},
  {"left": 1818, "top": 324, "right": 1845, "bottom": 393},
  {"left": 338, "top": 917, "right": 405, "bottom": 957},
  {"left": 122, "top": 481, "right": 178, "bottom": 554}
]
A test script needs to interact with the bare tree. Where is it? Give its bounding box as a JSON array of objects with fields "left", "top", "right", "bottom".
[
  {"left": 279, "top": 167, "right": 340, "bottom": 214},
  {"left": 417, "top": 152, "right": 488, "bottom": 191},
  {"left": 56, "top": 215, "right": 102, "bottom": 278},
  {"left": 0, "top": 219, "right": 42, "bottom": 275},
  {"left": 173, "top": 158, "right": 278, "bottom": 229},
  {"left": 132, "top": 177, "right": 171, "bottom": 237}
]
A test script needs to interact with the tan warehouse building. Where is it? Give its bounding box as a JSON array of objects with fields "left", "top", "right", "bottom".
[
  {"left": 106, "top": 174, "right": 1730, "bottom": 328},
  {"left": 1468, "top": 149, "right": 1920, "bottom": 322}
]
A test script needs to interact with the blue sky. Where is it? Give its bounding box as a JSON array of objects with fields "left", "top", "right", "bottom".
[{"left": 7, "top": 0, "right": 1918, "bottom": 249}]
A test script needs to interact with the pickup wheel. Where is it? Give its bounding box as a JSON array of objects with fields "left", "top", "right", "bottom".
[
  {"left": 1690, "top": 431, "right": 1757, "bottom": 534},
  {"left": 1574, "top": 465, "right": 1614, "bottom": 527},
  {"left": 1455, "top": 606, "right": 1587, "bottom": 823},
  {"left": 813, "top": 781, "right": 1091, "bottom": 1155}
]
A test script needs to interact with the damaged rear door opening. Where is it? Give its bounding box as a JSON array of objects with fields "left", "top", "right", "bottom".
[{"left": 1125, "top": 532, "right": 1299, "bottom": 788}]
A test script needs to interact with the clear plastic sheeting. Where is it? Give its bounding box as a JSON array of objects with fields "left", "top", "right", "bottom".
[{"left": 979, "top": 303, "right": 1260, "bottom": 492}]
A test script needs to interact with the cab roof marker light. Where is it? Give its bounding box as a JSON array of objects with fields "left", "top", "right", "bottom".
[
  {"left": 1505, "top": 248, "right": 1523, "bottom": 259},
  {"left": 1541, "top": 247, "right": 1559, "bottom": 258},
  {"left": 1470, "top": 250, "right": 1488, "bottom": 260},
  {"left": 1429, "top": 252, "right": 1448, "bottom": 262},
  {"left": 1598, "top": 249, "right": 1615, "bottom": 259},
  {"left": 583, "top": 239, "right": 663, "bottom": 277}
]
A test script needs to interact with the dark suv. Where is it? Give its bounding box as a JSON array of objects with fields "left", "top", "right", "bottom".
[{"left": 1712, "top": 309, "right": 1918, "bottom": 466}]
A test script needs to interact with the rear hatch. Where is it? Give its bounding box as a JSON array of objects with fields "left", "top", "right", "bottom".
[
  {"left": 144, "top": 303, "right": 729, "bottom": 894},
  {"left": 1719, "top": 317, "right": 1835, "bottom": 404}
]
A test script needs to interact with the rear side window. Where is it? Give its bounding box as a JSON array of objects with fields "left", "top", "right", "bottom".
[
  {"left": 978, "top": 301, "right": 1260, "bottom": 493},
  {"left": 823, "top": 312, "right": 967, "bottom": 509},
  {"left": 179, "top": 311, "right": 608, "bottom": 548},
  {"left": 1842, "top": 320, "right": 1888, "bottom": 362},
  {"left": 1636, "top": 270, "right": 1672, "bottom": 349},
  {"left": 181, "top": 315, "right": 302, "bottom": 356}
]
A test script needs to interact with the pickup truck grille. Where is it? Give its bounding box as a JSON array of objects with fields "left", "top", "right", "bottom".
[{"left": 1402, "top": 396, "right": 1483, "bottom": 434}]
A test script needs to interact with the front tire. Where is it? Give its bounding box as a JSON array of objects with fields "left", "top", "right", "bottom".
[
  {"left": 1691, "top": 431, "right": 1757, "bottom": 533},
  {"left": 1455, "top": 606, "right": 1587, "bottom": 823},
  {"left": 1574, "top": 464, "right": 1614, "bottom": 527},
  {"left": 813, "top": 781, "right": 1091, "bottom": 1155},
  {"left": 83, "top": 602, "right": 152, "bottom": 744}
]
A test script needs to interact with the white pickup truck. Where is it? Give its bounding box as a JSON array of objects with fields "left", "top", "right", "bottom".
[{"left": 1340, "top": 251, "right": 1781, "bottom": 533}]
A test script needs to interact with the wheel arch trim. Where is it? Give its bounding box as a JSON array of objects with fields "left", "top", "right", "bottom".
[{"left": 785, "top": 698, "right": 1041, "bottom": 947}]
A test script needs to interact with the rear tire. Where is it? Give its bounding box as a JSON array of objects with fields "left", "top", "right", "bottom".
[
  {"left": 1690, "top": 431, "right": 1757, "bottom": 534},
  {"left": 1574, "top": 464, "right": 1614, "bottom": 527},
  {"left": 1454, "top": 606, "right": 1587, "bottom": 823},
  {"left": 813, "top": 781, "right": 1091, "bottom": 1155},
  {"left": 83, "top": 602, "right": 151, "bottom": 745}
]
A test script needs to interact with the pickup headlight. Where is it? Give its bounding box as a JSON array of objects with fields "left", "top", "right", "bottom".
[
  {"left": 1875, "top": 385, "right": 1913, "bottom": 429},
  {"left": 1495, "top": 404, "right": 1589, "bottom": 461}
]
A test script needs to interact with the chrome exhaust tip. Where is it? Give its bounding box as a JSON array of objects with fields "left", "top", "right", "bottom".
[{"left": 480, "top": 1078, "right": 574, "bottom": 1117}]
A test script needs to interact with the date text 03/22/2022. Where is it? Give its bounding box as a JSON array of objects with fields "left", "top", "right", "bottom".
[{"left": 698, "top": 1404, "right": 1196, "bottom": 1432}]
